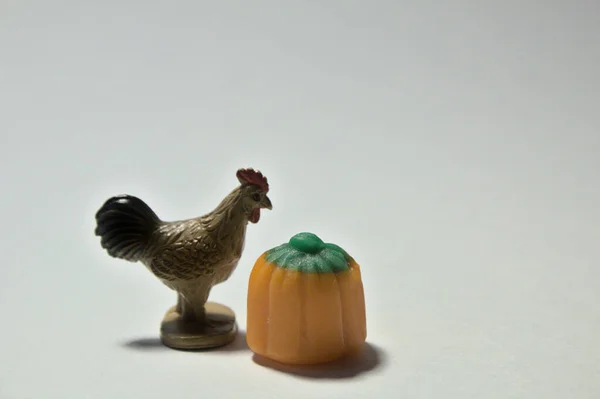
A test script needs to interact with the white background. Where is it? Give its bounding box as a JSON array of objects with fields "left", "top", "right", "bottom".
[{"left": 1, "top": 1, "right": 599, "bottom": 398}]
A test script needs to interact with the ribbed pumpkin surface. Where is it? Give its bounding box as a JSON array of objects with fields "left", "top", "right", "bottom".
[{"left": 247, "top": 232, "right": 366, "bottom": 365}]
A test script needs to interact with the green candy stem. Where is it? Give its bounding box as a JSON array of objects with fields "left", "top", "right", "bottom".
[
  {"left": 289, "top": 232, "right": 326, "bottom": 254},
  {"left": 265, "top": 232, "right": 352, "bottom": 274}
]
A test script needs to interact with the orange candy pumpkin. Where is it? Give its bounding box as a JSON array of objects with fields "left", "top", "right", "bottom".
[{"left": 246, "top": 232, "right": 366, "bottom": 365}]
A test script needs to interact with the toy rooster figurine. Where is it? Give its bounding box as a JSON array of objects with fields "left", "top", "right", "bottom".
[{"left": 94, "top": 168, "right": 272, "bottom": 349}]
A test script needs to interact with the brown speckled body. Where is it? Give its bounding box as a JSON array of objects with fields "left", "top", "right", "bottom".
[{"left": 142, "top": 189, "right": 249, "bottom": 319}]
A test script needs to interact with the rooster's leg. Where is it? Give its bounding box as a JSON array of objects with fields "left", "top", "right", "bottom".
[
  {"left": 176, "top": 293, "right": 184, "bottom": 314},
  {"left": 179, "top": 289, "right": 211, "bottom": 324},
  {"left": 179, "top": 297, "right": 202, "bottom": 322},
  {"left": 184, "top": 303, "right": 206, "bottom": 323}
]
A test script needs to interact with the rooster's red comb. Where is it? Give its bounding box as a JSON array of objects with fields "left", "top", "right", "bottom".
[{"left": 236, "top": 168, "right": 269, "bottom": 192}]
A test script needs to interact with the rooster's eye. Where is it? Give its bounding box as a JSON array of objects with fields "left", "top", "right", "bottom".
[{"left": 252, "top": 193, "right": 261, "bottom": 202}]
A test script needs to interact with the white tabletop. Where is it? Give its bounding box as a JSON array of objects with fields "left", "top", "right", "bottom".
[{"left": 1, "top": 1, "right": 599, "bottom": 398}]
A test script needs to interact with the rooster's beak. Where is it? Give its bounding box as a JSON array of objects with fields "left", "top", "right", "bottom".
[{"left": 261, "top": 196, "right": 273, "bottom": 210}]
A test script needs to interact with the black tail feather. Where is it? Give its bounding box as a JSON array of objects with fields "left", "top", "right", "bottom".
[{"left": 95, "top": 195, "right": 160, "bottom": 262}]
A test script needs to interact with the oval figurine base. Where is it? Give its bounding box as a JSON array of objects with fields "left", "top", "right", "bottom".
[{"left": 160, "top": 302, "right": 237, "bottom": 350}]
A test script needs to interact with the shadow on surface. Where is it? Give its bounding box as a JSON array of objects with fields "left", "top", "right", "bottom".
[
  {"left": 252, "top": 343, "right": 386, "bottom": 379},
  {"left": 123, "top": 337, "right": 165, "bottom": 350},
  {"left": 121, "top": 329, "right": 250, "bottom": 353}
]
